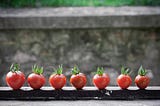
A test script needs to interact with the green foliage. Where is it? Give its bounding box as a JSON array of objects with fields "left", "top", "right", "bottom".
[
  {"left": 138, "top": 65, "right": 147, "bottom": 76},
  {"left": 32, "top": 64, "right": 43, "bottom": 74},
  {"left": 54, "top": 65, "right": 63, "bottom": 75},
  {"left": 0, "top": 0, "right": 160, "bottom": 7},
  {"left": 0, "top": 0, "right": 36, "bottom": 7},
  {"left": 10, "top": 63, "right": 20, "bottom": 72},
  {"left": 96, "top": 67, "right": 104, "bottom": 76},
  {"left": 71, "top": 65, "right": 80, "bottom": 75},
  {"left": 121, "top": 66, "right": 130, "bottom": 75}
]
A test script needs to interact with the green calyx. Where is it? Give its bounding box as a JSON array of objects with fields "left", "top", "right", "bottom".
[
  {"left": 96, "top": 67, "right": 104, "bottom": 76},
  {"left": 10, "top": 63, "right": 20, "bottom": 72},
  {"left": 32, "top": 64, "right": 43, "bottom": 74},
  {"left": 71, "top": 65, "right": 80, "bottom": 75},
  {"left": 54, "top": 65, "right": 63, "bottom": 75},
  {"left": 138, "top": 66, "right": 147, "bottom": 76},
  {"left": 121, "top": 66, "right": 130, "bottom": 75}
]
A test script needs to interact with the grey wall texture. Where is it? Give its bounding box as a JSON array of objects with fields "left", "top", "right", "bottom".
[{"left": 0, "top": 28, "right": 160, "bottom": 86}]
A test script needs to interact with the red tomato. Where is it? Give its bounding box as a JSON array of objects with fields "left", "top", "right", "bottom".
[
  {"left": 49, "top": 65, "right": 66, "bottom": 89},
  {"left": 117, "top": 74, "right": 132, "bottom": 89},
  {"left": 135, "top": 75, "right": 150, "bottom": 89},
  {"left": 93, "top": 67, "right": 110, "bottom": 89},
  {"left": 117, "top": 66, "right": 132, "bottom": 89},
  {"left": 27, "top": 73, "right": 45, "bottom": 89},
  {"left": 27, "top": 65, "right": 45, "bottom": 89},
  {"left": 49, "top": 74, "right": 66, "bottom": 90},
  {"left": 6, "top": 71, "right": 25, "bottom": 90},
  {"left": 135, "top": 66, "right": 150, "bottom": 89},
  {"left": 6, "top": 64, "right": 25, "bottom": 90},
  {"left": 93, "top": 74, "right": 110, "bottom": 89},
  {"left": 70, "top": 65, "right": 87, "bottom": 89},
  {"left": 70, "top": 73, "right": 87, "bottom": 89}
]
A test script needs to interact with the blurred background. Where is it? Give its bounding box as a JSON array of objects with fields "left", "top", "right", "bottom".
[
  {"left": 1, "top": 0, "right": 160, "bottom": 7},
  {"left": 0, "top": 0, "right": 160, "bottom": 86}
]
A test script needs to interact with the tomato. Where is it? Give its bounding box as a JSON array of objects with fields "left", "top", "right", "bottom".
[
  {"left": 117, "top": 66, "right": 132, "bottom": 89},
  {"left": 117, "top": 74, "right": 132, "bottom": 89},
  {"left": 27, "top": 65, "right": 45, "bottom": 89},
  {"left": 135, "top": 66, "right": 150, "bottom": 89},
  {"left": 70, "top": 66, "right": 87, "bottom": 89},
  {"left": 70, "top": 73, "right": 87, "bottom": 89},
  {"left": 27, "top": 73, "right": 45, "bottom": 89},
  {"left": 93, "top": 67, "right": 110, "bottom": 89},
  {"left": 49, "top": 65, "right": 66, "bottom": 89},
  {"left": 135, "top": 75, "right": 150, "bottom": 89},
  {"left": 6, "top": 64, "right": 25, "bottom": 90}
]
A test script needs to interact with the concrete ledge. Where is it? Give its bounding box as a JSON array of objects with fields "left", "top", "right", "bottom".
[
  {"left": 0, "top": 7, "right": 160, "bottom": 29},
  {"left": 0, "top": 87, "right": 160, "bottom": 100}
]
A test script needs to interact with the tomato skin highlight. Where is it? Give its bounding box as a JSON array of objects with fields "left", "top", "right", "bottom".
[
  {"left": 27, "top": 73, "right": 45, "bottom": 89},
  {"left": 49, "top": 74, "right": 66, "bottom": 90},
  {"left": 70, "top": 73, "right": 87, "bottom": 89},
  {"left": 6, "top": 71, "right": 25, "bottom": 90},
  {"left": 135, "top": 75, "right": 150, "bottom": 89},
  {"left": 93, "top": 73, "right": 110, "bottom": 90},
  {"left": 117, "top": 74, "right": 132, "bottom": 89}
]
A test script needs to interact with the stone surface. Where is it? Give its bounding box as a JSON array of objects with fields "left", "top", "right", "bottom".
[
  {"left": 0, "top": 100, "right": 160, "bottom": 106},
  {"left": 0, "top": 29, "right": 160, "bottom": 86},
  {"left": 0, "top": 7, "right": 160, "bottom": 29},
  {"left": 0, "top": 87, "right": 160, "bottom": 100},
  {"left": 0, "top": 7, "right": 160, "bottom": 86},
  {"left": 1, "top": 7, "right": 160, "bottom": 16}
]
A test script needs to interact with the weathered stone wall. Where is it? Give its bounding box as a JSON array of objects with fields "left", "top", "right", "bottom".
[{"left": 0, "top": 28, "right": 160, "bottom": 86}]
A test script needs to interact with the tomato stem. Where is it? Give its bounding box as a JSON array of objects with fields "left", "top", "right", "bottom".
[
  {"left": 10, "top": 63, "right": 20, "bottom": 72},
  {"left": 121, "top": 66, "right": 130, "bottom": 75},
  {"left": 138, "top": 65, "right": 147, "bottom": 76},
  {"left": 32, "top": 64, "right": 43, "bottom": 74},
  {"left": 71, "top": 65, "right": 80, "bottom": 75},
  {"left": 54, "top": 64, "right": 63, "bottom": 75},
  {"left": 96, "top": 67, "right": 104, "bottom": 76}
]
